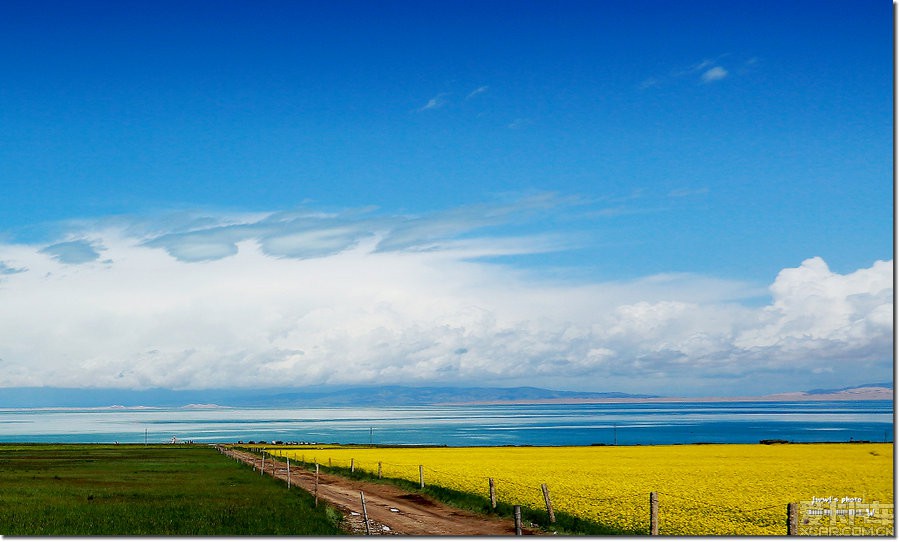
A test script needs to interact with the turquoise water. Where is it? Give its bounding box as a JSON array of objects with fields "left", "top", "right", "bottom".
[{"left": 0, "top": 400, "right": 891, "bottom": 446}]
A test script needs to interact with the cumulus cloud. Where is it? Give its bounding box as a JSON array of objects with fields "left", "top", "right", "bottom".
[
  {"left": 735, "top": 257, "right": 892, "bottom": 354},
  {"left": 0, "top": 204, "right": 891, "bottom": 396}
]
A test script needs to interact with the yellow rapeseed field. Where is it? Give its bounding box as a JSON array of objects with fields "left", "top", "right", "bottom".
[{"left": 267, "top": 443, "right": 892, "bottom": 535}]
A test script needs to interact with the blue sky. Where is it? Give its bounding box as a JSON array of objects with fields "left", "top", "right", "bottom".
[{"left": 0, "top": 0, "right": 892, "bottom": 396}]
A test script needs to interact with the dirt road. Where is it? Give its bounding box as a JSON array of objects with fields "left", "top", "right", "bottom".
[{"left": 218, "top": 447, "right": 540, "bottom": 535}]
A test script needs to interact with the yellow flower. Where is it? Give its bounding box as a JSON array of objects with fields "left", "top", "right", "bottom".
[{"left": 267, "top": 443, "right": 893, "bottom": 535}]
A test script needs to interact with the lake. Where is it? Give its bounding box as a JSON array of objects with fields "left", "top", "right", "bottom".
[{"left": 0, "top": 400, "right": 891, "bottom": 446}]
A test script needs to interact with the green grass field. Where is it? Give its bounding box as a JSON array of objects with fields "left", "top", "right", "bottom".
[{"left": 0, "top": 444, "right": 345, "bottom": 536}]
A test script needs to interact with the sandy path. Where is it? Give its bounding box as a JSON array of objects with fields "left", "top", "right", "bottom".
[{"left": 218, "top": 447, "right": 539, "bottom": 535}]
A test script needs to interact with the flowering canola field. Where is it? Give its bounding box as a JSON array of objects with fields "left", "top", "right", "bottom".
[{"left": 268, "top": 443, "right": 892, "bottom": 535}]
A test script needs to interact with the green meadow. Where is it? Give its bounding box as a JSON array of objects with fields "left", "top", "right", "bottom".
[{"left": 0, "top": 444, "right": 345, "bottom": 536}]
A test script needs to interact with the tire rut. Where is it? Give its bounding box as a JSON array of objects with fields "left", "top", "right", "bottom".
[{"left": 218, "top": 447, "right": 540, "bottom": 536}]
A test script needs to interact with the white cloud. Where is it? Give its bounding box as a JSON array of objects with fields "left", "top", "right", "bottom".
[
  {"left": 416, "top": 93, "right": 449, "bottom": 112},
  {"left": 508, "top": 118, "right": 532, "bottom": 130},
  {"left": 638, "top": 77, "right": 660, "bottom": 90},
  {"left": 643, "top": 55, "right": 745, "bottom": 89},
  {"left": 701, "top": 66, "right": 728, "bottom": 83},
  {"left": 668, "top": 187, "right": 709, "bottom": 198},
  {"left": 466, "top": 85, "right": 489, "bottom": 99},
  {"left": 677, "top": 57, "right": 725, "bottom": 77},
  {"left": 735, "top": 257, "right": 893, "bottom": 353},
  {"left": 0, "top": 207, "right": 891, "bottom": 396}
]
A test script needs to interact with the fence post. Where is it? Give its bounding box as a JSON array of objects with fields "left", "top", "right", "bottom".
[
  {"left": 287, "top": 458, "right": 291, "bottom": 488},
  {"left": 351, "top": 458, "right": 355, "bottom": 473},
  {"left": 314, "top": 464, "right": 320, "bottom": 507},
  {"left": 360, "top": 491, "right": 371, "bottom": 535},
  {"left": 378, "top": 461, "right": 382, "bottom": 478},
  {"left": 419, "top": 465, "right": 425, "bottom": 488},
  {"left": 489, "top": 478, "right": 497, "bottom": 509},
  {"left": 541, "top": 483, "right": 556, "bottom": 523},
  {"left": 514, "top": 505, "right": 522, "bottom": 535},
  {"left": 787, "top": 502, "right": 799, "bottom": 535},
  {"left": 650, "top": 491, "right": 659, "bottom": 535}
]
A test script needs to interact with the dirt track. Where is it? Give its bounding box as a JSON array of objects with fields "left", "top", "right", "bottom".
[{"left": 218, "top": 447, "right": 541, "bottom": 536}]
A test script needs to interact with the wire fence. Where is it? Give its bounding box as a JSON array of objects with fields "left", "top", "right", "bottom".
[
  {"left": 243, "top": 446, "right": 807, "bottom": 535},
  {"left": 219, "top": 444, "right": 895, "bottom": 536}
]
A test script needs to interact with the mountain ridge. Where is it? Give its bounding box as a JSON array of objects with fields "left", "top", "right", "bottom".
[
  {"left": 805, "top": 382, "right": 893, "bottom": 395},
  {"left": 0, "top": 383, "right": 889, "bottom": 409},
  {"left": 0, "top": 385, "right": 656, "bottom": 408}
]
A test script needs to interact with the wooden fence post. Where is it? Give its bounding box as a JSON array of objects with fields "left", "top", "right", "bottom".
[
  {"left": 419, "top": 465, "right": 425, "bottom": 488},
  {"left": 541, "top": 483, "right": 556, "bottom": 523},
  {"left": 787, "top": 502, "right": 799, "bottom": 535},
  {"left": 314, "top": 464, "right": 320, "bottom": 507},
  {"left": 360, "top": 491, "right": 371, "bottom": 535},
  {"left": 650, "top": 491, "right": 659, "bottom": 535},
  {"left": 287, "top": 458, "right": 291, "bottom": 489},
  {"left": 489, "top": 478, "right": 497, "bottom": 509},
  {"left": 514, "top": 505, "right": 522, "bottom": 535},
  {"left": 351, "top": 458, "right": 355, "bottom": 472}
]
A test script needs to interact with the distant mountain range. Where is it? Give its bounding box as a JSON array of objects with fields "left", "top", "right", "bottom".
[
  {"left": 0, "top": 385, "right": 657, "bottom": 409},
  {"left": 804, "top": 382, "right": 893, "bottom": 395},
  {"left": 0, "top": 382, "right": 889, "bottom": 409},
  {"left": 254, "top": 386, "right": 659, "bottom": 407}
]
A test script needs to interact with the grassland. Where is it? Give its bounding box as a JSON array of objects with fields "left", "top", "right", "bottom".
[
  {"left": 0, "top": 444, "right": 345, "bottom": 536},
  {"left": 265, "top": 442, "right": 894, "bottom": 536}
]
